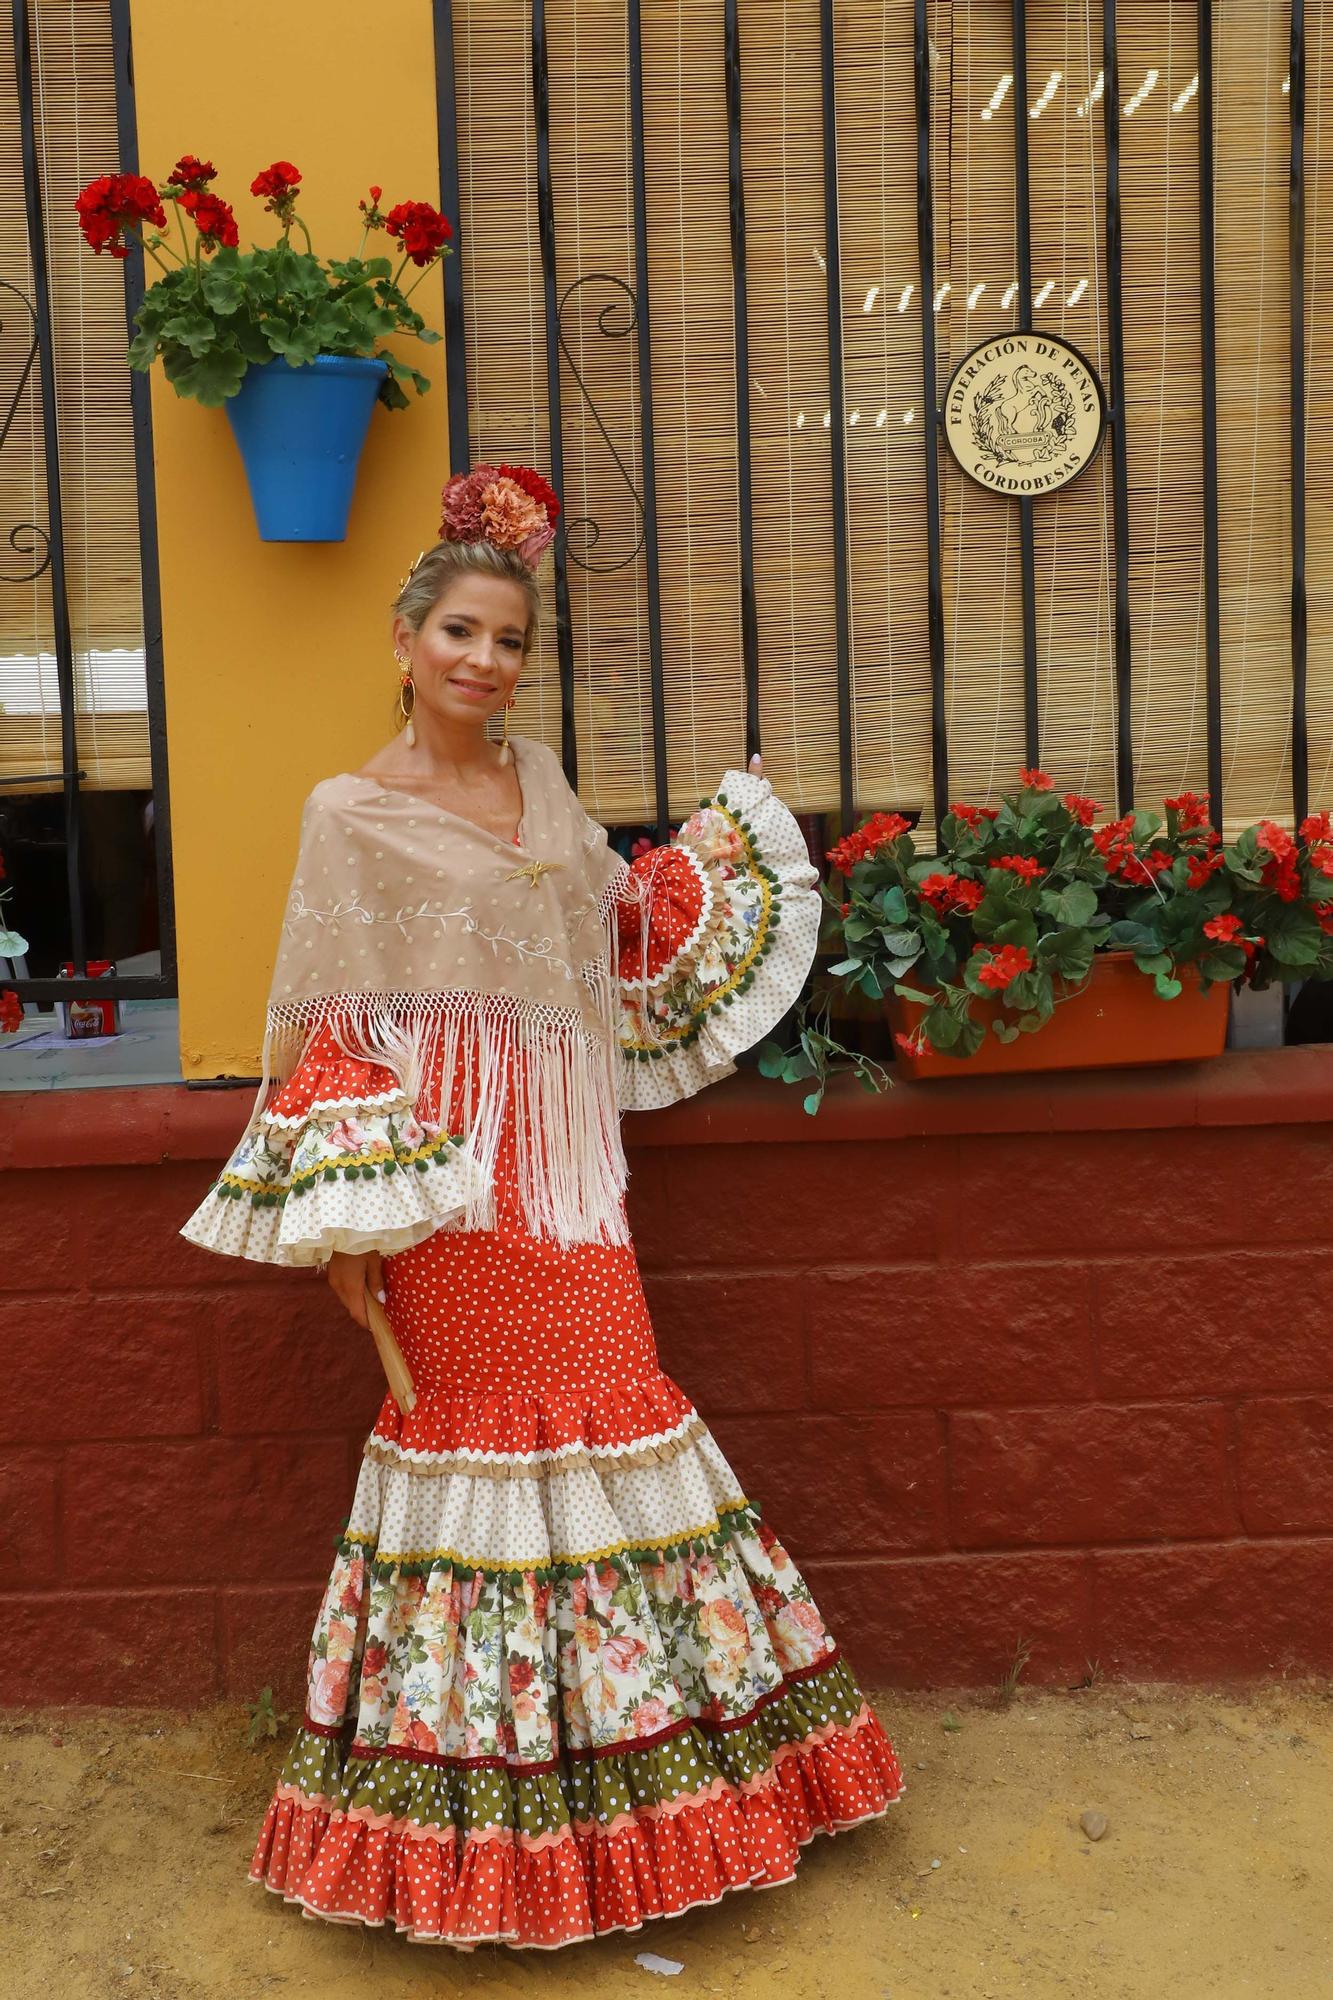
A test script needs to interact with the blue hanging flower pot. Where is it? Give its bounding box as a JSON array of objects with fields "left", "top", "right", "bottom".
[{"left": 225, "top": 353, "right": 388, "bottom": 543}]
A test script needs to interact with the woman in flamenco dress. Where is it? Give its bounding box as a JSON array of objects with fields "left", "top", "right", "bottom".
[{"left": 182, "top": 462, "right": 903, "bottom": 1951}]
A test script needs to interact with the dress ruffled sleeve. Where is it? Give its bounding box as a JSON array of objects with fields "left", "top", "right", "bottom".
[
  {"left": 614, "top": 765, "right": 821, "bottom": 1110},
  {"left": 179, "top": 1022, "right": 487, "bottom": 1266}
]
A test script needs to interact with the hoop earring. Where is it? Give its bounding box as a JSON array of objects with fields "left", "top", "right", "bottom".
[
  {"left": 498, "top": 694, "right": 515, "bottom": 766},
  {"left": 396, "top": 658, "right": 417, "bottom": 748}
]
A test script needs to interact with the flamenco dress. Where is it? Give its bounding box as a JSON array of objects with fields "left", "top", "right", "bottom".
[{"left": 183, "top": 771, "right": 903, "bottom": 1950}]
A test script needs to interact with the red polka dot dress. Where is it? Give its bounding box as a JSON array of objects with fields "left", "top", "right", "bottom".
[{"left": 192, "top": 773, "right": 904, "bottom": 1949}]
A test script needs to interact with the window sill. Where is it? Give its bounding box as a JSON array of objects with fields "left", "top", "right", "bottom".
[{"left": 0, "top": 1044, "right": 1330, "bottom": 1172}]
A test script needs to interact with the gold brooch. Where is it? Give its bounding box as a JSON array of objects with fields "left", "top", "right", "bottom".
[{"left": 506, "top": 857, "right": 563, "bottom": 889}]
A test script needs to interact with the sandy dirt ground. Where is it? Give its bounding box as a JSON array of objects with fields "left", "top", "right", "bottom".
[{"left": 2, "top": 1682, "right": 1329, "bottom": 2000}]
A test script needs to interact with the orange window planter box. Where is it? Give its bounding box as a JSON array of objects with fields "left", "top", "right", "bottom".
[{"left": 884, "top": 950, "right": 1232, "bottom": 1080}]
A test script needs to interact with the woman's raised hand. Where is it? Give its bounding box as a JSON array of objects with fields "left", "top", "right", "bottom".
[
  {"left": 748, "top": 752, "right": 764, "bottom": 778},
  {"left": 325, "top": 1248, "right": 385, "bottom": 1329}
]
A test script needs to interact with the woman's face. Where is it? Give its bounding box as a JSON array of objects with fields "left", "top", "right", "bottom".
[{"left": 393, "top": 573, "right": 530, "bottom": 731}]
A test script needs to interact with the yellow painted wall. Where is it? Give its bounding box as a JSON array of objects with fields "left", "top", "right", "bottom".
[{"left": 129, "top": 0, "right": 448, "bottom": 1078}]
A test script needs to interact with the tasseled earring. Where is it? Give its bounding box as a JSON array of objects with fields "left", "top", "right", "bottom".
[
  {"left": 498, "top": 696, "right": 515, "bottom": 766},
  {"left": 397, "top": 659, "right": 416, "bottom": 748}
]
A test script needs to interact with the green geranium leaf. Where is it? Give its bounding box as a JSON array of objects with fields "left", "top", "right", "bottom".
[
  {"left": 756, "top": 1043, "right": 786, "bottom": 1078},
  {"left": 161, "top": 342, "right": 248, "bottom": 405},
  {"left": 880, "top": 928, "right": 921, "bottom": 958},
  {"left": 1042, "top": 880, "right": 1099, "bottom": 928},
  {"left": 1153, "top": 972, "right": 1184, "bottom": 1000},
  {"left": 827, "top": 957, "right": 863, "bottom": 977},
  {"left": 992, "top": 1019, "right": 1020, "bottom": 1043},
  {"left": 1133, "top": 951, "right": 1173, "bottom": 975}
]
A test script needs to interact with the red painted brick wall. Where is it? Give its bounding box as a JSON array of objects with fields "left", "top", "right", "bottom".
[{"left": 4, "top": 1054, "right": 1333, "bottom": 1706}]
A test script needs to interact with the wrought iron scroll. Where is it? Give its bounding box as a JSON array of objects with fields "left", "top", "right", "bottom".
[
  {"left": 555, "top": 274, "right": 648, "bottom": 575},
  {"left": 0, "top": 281, "right": 50, "bottom": 584}
]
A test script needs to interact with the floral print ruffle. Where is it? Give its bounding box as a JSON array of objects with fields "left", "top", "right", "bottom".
[{"left": 252, "top": 1511, "right": 903, "bottom": 1948}]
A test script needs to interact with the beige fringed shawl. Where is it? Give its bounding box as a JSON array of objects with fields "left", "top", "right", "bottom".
[{"left": 259, "top": 734, "right": 638, "bottom": 1249}]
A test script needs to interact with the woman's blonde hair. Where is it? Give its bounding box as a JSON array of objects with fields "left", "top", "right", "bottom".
[{"left": 393, "top": 539, "right": 541, "bottom": 653}]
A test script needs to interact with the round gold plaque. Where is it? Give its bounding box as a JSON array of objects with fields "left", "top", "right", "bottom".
[{"left": 943, "top": 331, "right": 1107, "bottom": 497}]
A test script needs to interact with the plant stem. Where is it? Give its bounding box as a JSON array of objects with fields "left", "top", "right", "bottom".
[{"left": 293, "top": 213, "right": 315, "bottom": 258}]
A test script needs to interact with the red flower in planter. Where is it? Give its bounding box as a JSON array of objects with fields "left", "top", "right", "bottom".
[
  {"left": 1256, "top": 820, "right": 1301, "bottom": 901},
  {"left": 180, "top": 189, "right": 239, "bottom": 251},
  {"left": 826, "top": 811, "right": 910, "bottom": 875},
  {"left": 384, "top": 199, "right": 453, "bottom": 266},
  {"left": 976, "top": 944, "right": 1033, "bottom": 992},
  {"left": 250, "top": 159, "right": 302, "bottom": 220},
  {"left": 1301, "top": 811, "right": 1333, "bottom": 843},
  {"left": 168, "top": 156, "right": 216, "bottom": 191},
  {"left": 1018, "top": 767, "right": 1054, "bottom": 790},
  {"left": 358, "top": 184, "right": 385, "bottom": 225},
  {"left": 1165, "top": 791, "right": 1211, "bottom": 831},
  {"left": 1186, "top": 850, "right": 1225, "bottom": 890},
  {"left": 75, "top": 172, "right": 166, "bottom": 257},
  {"left": 992, "top": 854, "right": 1045, "bottom": 882},
  {"left": 951, "top": 877, "right": 984, "bottom": 911},
  {"left": 1203, "top": 913, "right": 1243, "bottom": 944},
  {"left": 918, "top": 871, "right": 960, "bottom": 911},
  {"left": 1063, "top": 792, "right": 1100, "bottom": 826}
]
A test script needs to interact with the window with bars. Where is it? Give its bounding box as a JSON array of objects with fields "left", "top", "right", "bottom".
[{"left": 0, "top": 0, "right": 173, "bottom": 1011}]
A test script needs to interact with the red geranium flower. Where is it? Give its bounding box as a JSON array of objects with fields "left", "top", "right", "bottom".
[
  {"left": 1203, "top": 913, "right": 1243, "bottom": 943},
  {"left": 826, "top": 811, "right": 911, "bottom": 876},
  {"left": 250, "top": 159, "right": 302, "bottom": 218},
  {"left": 1186, "top": 850, "right": 1225, "bottom": 890},
  {"left": 992, "top": 854, "right": 1045, "bottom": 882},
  {"left": 1314, "top": 901, "right": 1333, "bottom": 936},
  {"left": 74, "top": 172, "right": 166, "bottom": 257},
  {"left": 918, "top": 871, "right": 960, "bottom": 911},
  {"left": 0, "top": 989, "right": 21, "bottom": 1033},
  {"left": 358, "top": 184, "right": 385, "bottom": 225},
  {"left": 180, "top": 189, "right": 239, "bottom": 250},
  {"left": 168, "top": 155, "right": 216, "bottom": 191},
  {"left": 1300, "top": 811, "right": 1333, "bottom": 844},
  {"left": 1063, "top": 792, "right": 1100, "bottom": 826},
  {"left": 1165, "top": 791, "right": 1211, "bottom": 832},
  {"left": 1018, "top": 767, "right": 1054, "bottom": 790},
  {"left": 384, "top": 199, "right": 453, "bottom": 266},
  {"left": 952, "top": 877, "right": 985, "bottom": 911},
  {"left": 976, "top": 944, "right": 1033, "bottom": 992}
]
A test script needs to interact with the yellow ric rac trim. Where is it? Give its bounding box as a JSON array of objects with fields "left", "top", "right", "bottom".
[
  {"left": 218, "top": 1136, "right": 454, "bottom": 1196},
  {"left": 344, "top": 1507, "right": 748, "bottom": 1571},
  {"left": 620, "top": 802, "right": 773, "bottom": 1054}
]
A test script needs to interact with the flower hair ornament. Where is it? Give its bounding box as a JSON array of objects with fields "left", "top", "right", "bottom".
[{"left": 438, "top": 462, "right": 560, "bottom": 571}]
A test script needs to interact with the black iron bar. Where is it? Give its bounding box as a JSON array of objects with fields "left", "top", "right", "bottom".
[
  {"left": 914, "top": 0, "right": 948, "bottom": 834},
  {"left": 531, "top": 0, "right": 577, "bottom": 783},
  {"left": 12, "top": 0, "right": 84, "bottom": 975},
  {"left": 819, "top": 0, "right": 854, "bottom": 830},
  {"left": 432, "top": 0, "right": 470, "bottom": 475},
  {"left": 627, "top": 0, "right": 669, "bottom": 839},
  {"left": 725, "top": 0, "right": 760, "bottom": 766},
  {"left": 1011, "top": 0, "right": 1040, "bottom": 768},
  {"left": 18, "top": 975, "right": 175, "bottom": 1003},
  {"left": 1102, "top": 0, "right": 1134, "bottom": 813},
  {"left": 109, "top": 0, "right": 176, "bottom": 990},
  {"left": 1290, "top": 0, "right": 1308, "bottom": 829},
  {"left": 1197, "top": 0, "right": 1224, "bottom": 827}
]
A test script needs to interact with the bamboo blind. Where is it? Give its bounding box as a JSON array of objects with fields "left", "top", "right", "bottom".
[
  {"left": 464, "top": 3, "right": 1330, "bottom": 829},
  {"left": 0, "top": 0, "right": 149, "bottom": 793}
]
